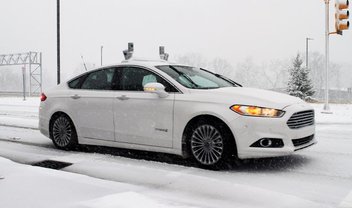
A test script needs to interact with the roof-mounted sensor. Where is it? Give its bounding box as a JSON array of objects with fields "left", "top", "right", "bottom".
[
  {"left": 123, "top": 42, "right": 134, "bottom": 60},
  {"left": 159, "top": 46, "right": 169, "bottom": 61}
]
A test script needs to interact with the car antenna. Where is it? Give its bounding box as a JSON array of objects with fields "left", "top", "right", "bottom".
[{"left": 80, "top": 55, "right": 88, "bottom": 71}]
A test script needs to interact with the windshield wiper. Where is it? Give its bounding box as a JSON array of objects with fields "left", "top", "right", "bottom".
[
  {"left": 169, "top": 66, "right": 200, "bottom": 88},
  {"left": 200, "top": 68, "right": 242, "bottom": 87},
  {"left": 198, "top": 87, "right": 219, "bottom": 89},
  {"left": 215, "top": 73, "right": 242, "bottom": 87}
]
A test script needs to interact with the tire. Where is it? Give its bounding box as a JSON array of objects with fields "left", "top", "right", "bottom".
[
  {"left": 50, "top": 114, "right": 78, "bottom": 150},
  {"left": 187, "top": 119, "right": 235, "bottom": 168}
]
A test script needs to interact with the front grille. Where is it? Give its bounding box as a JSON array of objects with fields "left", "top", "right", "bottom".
[
  {"left": 292, "top": 134, "right": 314, "bottom": 147},
  {"left": 287, "top": 110, "right": 315, "bottom": 129}
]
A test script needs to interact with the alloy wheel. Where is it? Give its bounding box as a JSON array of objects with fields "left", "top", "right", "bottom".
[
  {"left": 52, "top": 116, "right": 72, "bottom": 147},
  {"left": 191, "top": 124, "right": 224, "bottom": 165}
]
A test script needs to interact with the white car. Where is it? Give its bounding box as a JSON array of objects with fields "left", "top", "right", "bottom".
[{"left": 39, "top": 59, "right": 316, "bottom": 167}]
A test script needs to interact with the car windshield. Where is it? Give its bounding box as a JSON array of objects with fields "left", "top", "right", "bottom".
[{"left": 156, "top": 65, "right": 237, "bottom": 89}]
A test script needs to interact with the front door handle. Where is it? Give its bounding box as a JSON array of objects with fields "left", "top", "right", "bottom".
[
  {"left": 70, "top": 94, "right": 81, "bottom": 99},
  {"left": 116, "top": 95, "right": 129, "bottom": 101}
]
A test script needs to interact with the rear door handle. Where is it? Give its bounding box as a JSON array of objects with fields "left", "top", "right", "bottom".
[
  {"left": 116, "top": 95, "right": 129, "bottom": 101},
  {"left": 70, "top": 94, "right": 81, "bottom": 99}
]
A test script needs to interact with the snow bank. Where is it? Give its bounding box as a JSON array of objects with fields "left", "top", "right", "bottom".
[
  {"left": 0, "top": 155, "right": 326, "bottom": 208},
  {"left": 0, "top": 157, "right": 196, "bottom": 208},
  {"left": 74, "top": 192, "right": 195, "bottom": 208},
  {"left": 0, "top": 97, "right": 39, "bottom": 129},
  {"left": 311, "top": 104, "right": 352, "bottom": 124}
]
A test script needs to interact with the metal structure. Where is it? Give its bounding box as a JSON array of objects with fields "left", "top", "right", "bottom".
[{"left": 0, "top": 52, "right": 42, "bottom": 96}]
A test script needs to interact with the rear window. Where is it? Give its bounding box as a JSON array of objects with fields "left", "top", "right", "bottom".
[{"left": 68, "top": 75, "right": 85, "bottom": 89}]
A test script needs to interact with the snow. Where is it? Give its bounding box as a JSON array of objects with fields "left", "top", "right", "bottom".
[
  {"left": 0, "top": 96, "right": 352, "bottom": 208},
  {"left": 0, "top": 97, "right": 39, "bottom": 129},
  {"left": 314, "top": 103, "right": 352, "bottom": 124},
  {"left": 0, "top": 157, "right": 172, "bottom": 208}
]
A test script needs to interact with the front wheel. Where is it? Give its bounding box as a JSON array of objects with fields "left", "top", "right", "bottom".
[
  {"left": 188, "top": 120, "right": 235, "bottom": 168},
  {"left": 50, "top": 114, "right": 78, "bottom": 150},
  {"left": 191, "top": 124, "right": 224, "bottom": 165}
]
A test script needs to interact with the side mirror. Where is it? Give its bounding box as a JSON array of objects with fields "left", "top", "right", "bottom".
[{"left": 143, "top": 82, "right": 169, "bottom": 98}]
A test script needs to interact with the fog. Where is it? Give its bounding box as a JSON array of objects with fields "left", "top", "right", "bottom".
[{"left": 0, "top": 0, "right": 351, "bottom": 98}]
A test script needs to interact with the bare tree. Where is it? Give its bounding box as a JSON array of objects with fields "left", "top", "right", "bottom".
[
  {"left": 307, "top": 51, "right": 343, "bottom": 90},
  {"left": 176, "top": 53, "right": 235, "bottom": 78},
  {"left": 208, "top": 58, "right": 234, "bottom": 77},
  {"left": 234, "top": 57, "right": 264, "bottom": 88},
  {"left": 0, "top": 68, "right": 23, "bottom": 91},
  {"left": 260, "top": 59, "right": 290, "bottom": 89},
  {"left": 307, "top": 52, "right": 324, "bottom": 91},
  {"left": 175, "top": 53, "right": 208, "bottom": 68}
]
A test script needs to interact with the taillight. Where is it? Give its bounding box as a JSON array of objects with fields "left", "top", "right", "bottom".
[{"left": 40, "top": 93, "right": 47, "bottom": 102}]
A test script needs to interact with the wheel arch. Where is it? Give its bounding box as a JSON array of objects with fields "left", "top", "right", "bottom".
[{"left": 181, "top": 114, "right": 238, "bottom": 158}]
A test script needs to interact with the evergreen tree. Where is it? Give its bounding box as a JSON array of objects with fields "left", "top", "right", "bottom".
[{"left": 287, "top": 54, "right": 315, "bottom": 100}]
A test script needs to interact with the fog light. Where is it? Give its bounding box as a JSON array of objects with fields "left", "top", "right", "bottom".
[
  {"left": 250, "top": 138, "right": 284, "bottom": 148},
  {"left": 259, "top": 138, "right": 272, "bottom": 147}
]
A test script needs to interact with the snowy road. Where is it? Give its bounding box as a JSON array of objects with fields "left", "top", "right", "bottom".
[{"left": 0, "top": 97, "right": 352, "bottom": 208}]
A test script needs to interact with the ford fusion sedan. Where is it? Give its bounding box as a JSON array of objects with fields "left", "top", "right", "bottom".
[{"left": 39, "top": 59, "right": 316, "bottom": 167}]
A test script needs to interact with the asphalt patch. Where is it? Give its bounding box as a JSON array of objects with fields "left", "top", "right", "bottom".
[{"left": 32, "top": 160, "right": 73, "bottom": 170}]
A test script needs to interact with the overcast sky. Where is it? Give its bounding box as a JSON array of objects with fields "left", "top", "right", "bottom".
[{"left": 1, "top": 0, "right": 351, "bottom": 83}]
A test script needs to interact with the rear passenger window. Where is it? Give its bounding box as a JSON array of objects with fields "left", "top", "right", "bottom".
[
  {"left": 68, "top": 76, "right": 84, "bottom": 89},
  {"left": 81, "top": 68, "right": 115, "bottom": 90}
]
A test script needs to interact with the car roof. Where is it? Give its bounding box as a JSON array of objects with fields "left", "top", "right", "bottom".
[{"left": 98, "top": 58, "right": 173, "bottom": 69}]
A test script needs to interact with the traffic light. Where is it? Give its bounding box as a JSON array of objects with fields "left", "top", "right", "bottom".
[{"left": 335, "top": 0, "right": 350, "bottom": 35}]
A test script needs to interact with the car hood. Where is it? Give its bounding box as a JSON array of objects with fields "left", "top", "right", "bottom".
[{"left": 191, "top": 87, "right": 304, "bottom": 109}]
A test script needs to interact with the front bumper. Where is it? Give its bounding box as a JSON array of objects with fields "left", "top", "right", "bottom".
[{"left": 229, "top": 103, "right": 316, "bottom": 159}]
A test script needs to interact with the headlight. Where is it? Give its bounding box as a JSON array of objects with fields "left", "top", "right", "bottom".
[{"left": 230, "top": 105, "right": 285, "bottom": 118}]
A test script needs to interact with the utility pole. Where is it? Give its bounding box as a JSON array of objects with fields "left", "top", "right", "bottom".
[
  {"left": 305, "top": 38, "right": 313, "bottom": 69},
  {"left": 22, "top": 66, "right": 26, "bottom": 101},
  {"left": 323, "top": 0, "right": 350, "bottom": 112},
  {"left": 324, "top": 0, "right": 330, "bottom": 112},
  {"left": 57, "top": 0, "right": 61, "bottom": 85},
  {"left": 101, "top": 45, "right": 103, "bottom": 66}
]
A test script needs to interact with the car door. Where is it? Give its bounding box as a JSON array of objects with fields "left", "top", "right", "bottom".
[
  {"left": 113, "top": 66, "right": 177, "bottom": 148},
  {"left": 67, "top": 68, "right": 116, "bottom": 142}
]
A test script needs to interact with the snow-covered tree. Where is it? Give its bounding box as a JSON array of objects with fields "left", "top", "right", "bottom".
[{"left": 287, "top": 54, "right": 315, "bottom": 100}]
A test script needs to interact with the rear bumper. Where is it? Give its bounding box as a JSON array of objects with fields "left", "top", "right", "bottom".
[
  {"left": 228, "top": 103, "right": 316, "bottom": 159},
  {"left": 39, "top": 103, "right": 50, "bottom": 138}
]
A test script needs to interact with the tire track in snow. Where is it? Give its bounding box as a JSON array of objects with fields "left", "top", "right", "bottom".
[{"left": 0, "top": 123, "right": 38, "bottom": 130}]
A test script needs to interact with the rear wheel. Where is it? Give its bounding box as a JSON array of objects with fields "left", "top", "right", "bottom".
[{"left": 50, "top": 114, "right": 78, "bottom": 150}]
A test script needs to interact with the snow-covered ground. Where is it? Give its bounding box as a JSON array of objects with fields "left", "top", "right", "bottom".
[{"left": 0, "top": 97, "right": 352, "bottom": 208}]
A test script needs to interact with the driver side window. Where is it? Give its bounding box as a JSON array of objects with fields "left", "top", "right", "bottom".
[{"left": 120, "top": 67, "right": 178, "bottom": 92}]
